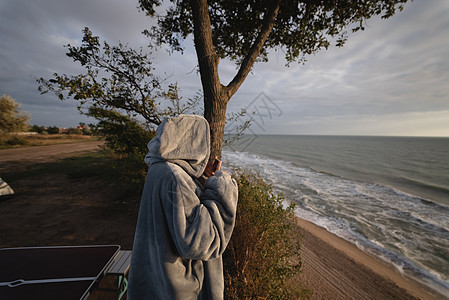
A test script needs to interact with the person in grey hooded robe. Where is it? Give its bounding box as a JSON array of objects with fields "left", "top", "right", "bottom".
[{"left": 128, "top": 114, "right": 238, "bottom": 300}]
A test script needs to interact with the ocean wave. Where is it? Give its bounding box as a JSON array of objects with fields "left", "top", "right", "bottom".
[{"left": 402, "top": 176, "right": 449, "bottom": 194}]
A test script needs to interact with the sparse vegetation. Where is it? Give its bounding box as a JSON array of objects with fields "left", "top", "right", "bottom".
[
  {"left": 3, "top": 152, "right": 107, "bottom": 182},
  {"left": 1, "top": 135, "right": 29, "bottom": 146},
  {"left": 223, "top": 170, "right": 305, "bottom": 299},
  {"left": 0, "top": 134, "right": 97, "bottom": 149}
]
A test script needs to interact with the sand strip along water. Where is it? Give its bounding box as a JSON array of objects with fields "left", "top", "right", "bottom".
[{"left": 296, "top": 217, "right": 445, "bottom": 300}]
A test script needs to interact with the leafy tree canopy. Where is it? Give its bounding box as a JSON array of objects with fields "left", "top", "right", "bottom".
[
  {"left": 38, "top": 28, "right": 199, "bottom": 128},
  {"left": 140, "top": 0, "right": 408, "bottom": 64},
  {"left": 0, "top": 94, "right": 30, "bottom": 134},
  {"left": 37, "top": 28, "right": 200, "bottom": 180},
  {"left": 38, "top": 28, "right": 250, "bottom": 153},
  {"left": 138, "top": 0, "right": 410, "bottom": 157}
]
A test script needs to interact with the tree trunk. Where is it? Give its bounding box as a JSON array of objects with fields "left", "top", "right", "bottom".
[
  {"left": 191, "top": 0, "right": 229, "bottom": 158},
  {"left": 190, "top": 0, "right": 280, "bottom": 158},
  {"left": 204, "top": 90, "right": 228, "bottom": 159}
]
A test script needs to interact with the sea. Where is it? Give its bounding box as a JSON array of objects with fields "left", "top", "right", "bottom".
[{"left": 221, "top": 135, "right": 449, "bottom": 297}]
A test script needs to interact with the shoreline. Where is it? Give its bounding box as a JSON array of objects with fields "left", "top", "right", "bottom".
[{"left": 296, "top": 217, "right": 445, "bottom": 300}]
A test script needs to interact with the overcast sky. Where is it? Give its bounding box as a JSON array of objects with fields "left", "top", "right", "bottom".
[{"left": 1, "top": 0, "right": 448, "bottom": 136}]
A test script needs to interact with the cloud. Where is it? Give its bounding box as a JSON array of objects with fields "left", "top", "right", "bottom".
[
  {"left": 281, "top": 110, "right": 449, "bottom": 137},
  {"left": 224, "top": 0, "right": 449, "bottom": 136},
  {"left": 0, "top": 0, "right": 154, "bottom": 126}
]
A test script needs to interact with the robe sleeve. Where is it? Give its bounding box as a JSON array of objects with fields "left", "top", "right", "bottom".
[{"left": 162, "top": 169, "right": 238, "bottom": 261}]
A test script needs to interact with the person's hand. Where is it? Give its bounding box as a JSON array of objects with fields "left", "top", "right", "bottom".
[{"left": 204, "top": 155, "right": 222, "bottom": 177}]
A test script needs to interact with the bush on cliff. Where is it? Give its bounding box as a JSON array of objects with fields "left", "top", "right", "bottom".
[{"left": 223, "top": 170, "right": 303, "bottom": 299}]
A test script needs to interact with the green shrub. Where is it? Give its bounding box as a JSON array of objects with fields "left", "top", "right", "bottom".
[
  {"left": 224, "top": 170, "right": 303, "bottom": 299},
  {"left": 82, "top": 127, "right": 92, "bottom": 135},
  {"left": 89, "top": 107, "right": 155, "bottom": 192},
  {"left": 67, "top": 127, "right": 82, "bottom": 135},
  {"left": 47, "top": 125, "right": 60, "bottom": 134},
  {"left": 30, "top": 124, "right": 45, "bottom": 133}
]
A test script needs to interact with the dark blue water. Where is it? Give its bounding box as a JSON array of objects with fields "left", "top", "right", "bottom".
[{"left": 223, "top": 135, "right": 449, "bottom": 296}]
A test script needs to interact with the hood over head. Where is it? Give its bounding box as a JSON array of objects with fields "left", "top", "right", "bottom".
[{"left": 145, "top": 115, "right": 210, "bottom": 178}]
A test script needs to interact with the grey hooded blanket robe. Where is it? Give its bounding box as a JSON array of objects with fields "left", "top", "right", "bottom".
[{"left": 128, "top": 115, "right": 238, "bottom": 299}]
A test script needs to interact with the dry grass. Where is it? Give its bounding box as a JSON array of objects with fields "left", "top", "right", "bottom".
[{"left": 0, "top": 134, "right": 100, "bottom": 149}]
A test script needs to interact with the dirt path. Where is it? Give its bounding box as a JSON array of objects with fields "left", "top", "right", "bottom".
[
  {"left": 0, "top": 141, "right": 103, "bottom": 164},
  {"left": 0, "top": 141, "right": 137, "bottom": 250}
]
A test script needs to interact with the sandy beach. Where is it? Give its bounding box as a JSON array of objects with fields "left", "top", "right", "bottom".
[{"left": 296, "top": 217, "right": 445, "bottom": 300}]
